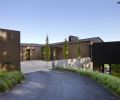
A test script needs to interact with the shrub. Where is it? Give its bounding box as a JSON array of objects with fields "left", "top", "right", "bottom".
[
  {"left": 111, "top": 64, "right": 120, "bottom": 77},
  {"left": 55, "top": 67, "right": 120, "bottom": 96},
  {"left": 0, "top": 71, "right": 25, "bottom": 92},
  {"left": 0, "top": 79, "right": 9, "bottom": 92}
]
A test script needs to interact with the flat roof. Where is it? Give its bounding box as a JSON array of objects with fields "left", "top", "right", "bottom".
[{"left": 0, "top": 28, "right": 20, "bottom": 32}]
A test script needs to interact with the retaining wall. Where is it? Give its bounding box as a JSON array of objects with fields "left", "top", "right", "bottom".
[{"left": 53, "top": 57, "right": 93, "bottom": 70}]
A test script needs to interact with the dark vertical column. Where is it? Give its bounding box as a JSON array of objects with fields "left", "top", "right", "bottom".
[
  {"left": 99, "top": 64, "right": 101, "bottom": 72},
  {"left": 102, "top": 64, "right": 104, "bottom": 73},
  {"left": 93, "top": 62, "right": 96, "bottom": 71},
  {"left": 93, "top": 62, "right": 95, "bottom": 71},
  {"left": 109, "top": 64, "right": 112, "bottom": 74},
  {"left": 89, "top": 44, "right": 92, "bottom": 59}
]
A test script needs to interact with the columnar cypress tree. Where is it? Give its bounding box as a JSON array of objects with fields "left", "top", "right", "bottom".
[
  {"left": 63, "top": 38, "right": 69, "bottom": 59},
  {"left": 43, "top": 35, "right": 50, "bottom": 61}
]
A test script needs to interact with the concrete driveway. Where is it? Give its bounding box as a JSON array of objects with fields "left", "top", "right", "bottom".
[
  {"left": 0, "top": 61, "right": 118, "bottom": 100},
  {"left": 21, "top": 60, "right": 52, "bottom": 73}
]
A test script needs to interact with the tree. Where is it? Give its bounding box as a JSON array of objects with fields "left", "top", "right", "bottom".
[
  {"left": 77, "top": 40, "right": 81, "bottom": 58},
  {"left": 63, "top": 38, "right": 69, "bottom": 59},
  {"left": 43, "top": 35, "right": 50, "bottom": 61}
]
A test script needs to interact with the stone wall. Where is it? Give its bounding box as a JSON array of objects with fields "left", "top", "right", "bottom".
[
  {"left": 0, "top": 29, "right": 20, "bottom": 71},
  {"left": 53, "top": 57, "right": 93, "bottom": 70}
]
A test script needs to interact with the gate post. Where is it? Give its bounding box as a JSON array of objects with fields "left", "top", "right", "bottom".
[
  {"left": 102, "top": 64, "right": 104, "bottom": 73},
  {"left": 109, "top": 64, "right": 112, "bottom": 74}
]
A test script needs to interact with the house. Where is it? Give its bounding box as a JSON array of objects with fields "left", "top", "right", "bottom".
[
  {"left": 50, "top": 36, "right": 103, "bottom": 60},
  {"left": 20, "top": 36, "right": 103, "bottom": 61}
]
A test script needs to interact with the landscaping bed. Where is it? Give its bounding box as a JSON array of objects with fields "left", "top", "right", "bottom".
[
  {"left": 55, "top": 67, "right": 120, "bottom": 96},
  {"left": 0, "top": 71, "right": 25, "bottom": 92}
]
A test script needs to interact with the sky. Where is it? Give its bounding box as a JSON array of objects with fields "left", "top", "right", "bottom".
[{"left": 0, "top": 0, "right": 120, "bottom": 44}]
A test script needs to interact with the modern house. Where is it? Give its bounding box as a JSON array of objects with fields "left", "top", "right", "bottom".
[
  {"left": 0, "top": 28, "right": 118, "bottom": 73},
  {"left": 20, "top": 36, "right": 103, "bottom": 61}
]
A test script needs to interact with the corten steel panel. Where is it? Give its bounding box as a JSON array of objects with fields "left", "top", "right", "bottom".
[
  {"left": 92, "top": 41, "right": 120, "bottom": 64},
  {"left": 68, "top": 41, "right": 91, "bottom": 59},
  {"left": 20, "top": 46, "right": 42, "bottom": 60},
  {"left": 79, "top": 42, "right": 91, "bottom": 58},
  {"left": 56, "top": 47, "right": 63, "bottom": 59},
  {"left": 68, "top": 43, "right": 77, "bottom": 58},
  {"left": 0, "top": 29, "right": 20, "bottom": 71},
  {"left": 35, "top": 46, "right": 43, "bottom": 60},
  {"left": 50, "top": 45, "right": 64, "bottom": 60},
  {"left": 50, "top": 41, "right": 91, "bottom": 60}
]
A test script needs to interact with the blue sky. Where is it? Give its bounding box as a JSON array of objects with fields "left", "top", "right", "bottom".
[{"left": 0, "top": 0, "right": 120, "bottom": 44}]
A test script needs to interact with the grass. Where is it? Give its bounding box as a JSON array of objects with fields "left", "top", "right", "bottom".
[
  {"left": 55, "top": 67, "right": 120, "bottom": 96},
  {"left": 0, "top": 71, "right": 25, "bottom": 92}
]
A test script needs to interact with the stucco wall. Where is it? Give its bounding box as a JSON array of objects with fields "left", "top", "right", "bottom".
[
  {"left": 53, "top": 57, "right": 93, "bottom": 70},
  {"left": 0, "top": 29, "right": 20, "bottom": 71}
]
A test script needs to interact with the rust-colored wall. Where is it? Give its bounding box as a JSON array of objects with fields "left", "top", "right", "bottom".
[
  {"left": 56, "top": 47, "right": 63, "bottom": 59},
  {"left": 34, "top": 46, "right": 42, "bottom": 60},
  {"left": 50, "top": 45, "right": 64, "bottom": 60},
  {"left": 20, "top": 46, "right": 43, "bottom": 60},
  {"left": 50, "top": 41, "right": 91, "bottom": 60},
  {"left": 68, "top": 41, "right": 91, "bottom": 59},
  {"left": 68, "top": 43, "right": 77, "bottom": 58},
  {"left": 80, "top": 41, "right": 91, "bottom": 57},
  {"left": 0, "top": 29, "right": 20, "bottom": 71}
]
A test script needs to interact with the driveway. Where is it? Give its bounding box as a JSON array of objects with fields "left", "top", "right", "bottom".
[
  {"left": 0, "top": 61, "right": 118, "bottom": 100},
  {"left": 21, "top": 60, "right": 52, "bottom": 73}
]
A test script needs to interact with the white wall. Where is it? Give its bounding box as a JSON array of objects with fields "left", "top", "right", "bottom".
[{"left": 53, "top": 57, "right": 93, "bottom": 70}]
